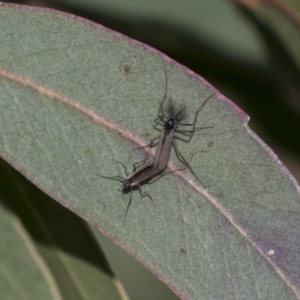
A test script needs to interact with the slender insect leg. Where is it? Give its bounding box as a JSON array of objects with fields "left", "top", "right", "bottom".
[
  {"left": 125, "top": 190, "right": 134, "bottom": 219},
  {"left": 134, "top": 135, "right": 160, "bottom": 151},
  {"left": 133, "top": 157, "right": 149, "bottom": 171},
  {"left": 95, "top": 173, "right": 124, "bottom": 183},
  {"left": 153, "top": 104, "right": 167, "bottom": 129},
  {"left": 172, "top": 139, "right": 206, "bottom": 187},
  {"left": 138, "top": 186, "right": 154, "bottom": 202},
  {"left": 182, "top": 93, "right": 215, "bottom": 141},
  {"left": 175, "top": 126, "right": 213, "bottom": 143},
  {"left": 186, "top": 93, "right": 215, "bottom": 138},
  {"left": 122, "top": 168, "right": 187, "bottom": 220},
  {"left": 153, "top": 120, "right": 165, "bottom": 131},
  {"left": 124, "top": 186, "right": 154, "bottom": 219},
  {"left": 134, "top": 106, "right": 165, "bottom": 151},
  {"left": 173, "top": 93, "right": 215, "bottom": 142},
  {"left": 116, "top": 160, "right": 130, "bottom": 176}
]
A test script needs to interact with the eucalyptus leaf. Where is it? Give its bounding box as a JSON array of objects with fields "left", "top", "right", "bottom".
[
  {"left": 0, "top": 158, "right": 126, "bottom": 300},
  {"left": 0, "top": 4, "right": 300, "bottom": 300}
]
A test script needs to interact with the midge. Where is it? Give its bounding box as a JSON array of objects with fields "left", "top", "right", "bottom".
[
  {"left": 142, "top": 69, "right": 214, "bottom": 185},
  {"left": 97, "top": 160, "right": 173, "bottom": 218}
]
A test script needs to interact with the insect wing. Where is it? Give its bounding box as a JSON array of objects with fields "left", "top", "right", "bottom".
[
  {"left": 156, "top": 129, "right": 175, "bottom": 170},
  {"left": 130, "top": 165, "right": 162, "bottom": 187}
]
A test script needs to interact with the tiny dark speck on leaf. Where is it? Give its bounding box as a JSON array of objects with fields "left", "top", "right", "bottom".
[{"left": 123, "top": 64, "right": 130, "bottom": 75}]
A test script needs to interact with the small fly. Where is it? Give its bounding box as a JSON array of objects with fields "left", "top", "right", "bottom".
[
  {"left": 97, "top": 159, "right": 167, "bottom": 218},
  {"left": 143, "top": 69, "right": 214, "bottom": 185}
]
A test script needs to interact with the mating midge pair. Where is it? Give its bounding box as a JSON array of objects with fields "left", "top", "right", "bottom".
[{"left": 97, "top": 70, "right": 214, "bottom": 217}]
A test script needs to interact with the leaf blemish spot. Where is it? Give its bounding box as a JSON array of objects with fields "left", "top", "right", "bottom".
[{"left": 268, "top": 249, "right": 275, "bottom": 256}]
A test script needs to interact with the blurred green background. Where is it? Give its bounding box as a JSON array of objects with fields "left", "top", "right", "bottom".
[{"left": 1, "top": 1, "right": 300, "bottom": 299}]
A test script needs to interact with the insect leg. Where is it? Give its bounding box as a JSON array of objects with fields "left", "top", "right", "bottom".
[
  {"left": 138, "top": 185, "right": 154, "bottom": 204},
  {"left": 124, "top": 186, "right": 154, "bottom": 219},
  {"left": 115, "top": 160, "right": 130, "bottom": 176},
  {"left": 172, "top": 139, "right": 205, "bottom": 187},
  {"left": 133, "top": 157, "right": 149, "bottom": 171},
  {"left": 125, "top": 190, "right": 134, "bottom": 219},
  {"left": 95, "top": 173, "right": 124, "bottom": 183},
  {"left": 175, "top": 126, "right": 213, "bottom": 142}
]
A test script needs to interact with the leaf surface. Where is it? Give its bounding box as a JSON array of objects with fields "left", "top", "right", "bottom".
[
  {"left": 0, "top": 4, "right": 300, "bottom": 300},
  {"left": 0, "top": 158, "right": 126, "bottom": 300}
]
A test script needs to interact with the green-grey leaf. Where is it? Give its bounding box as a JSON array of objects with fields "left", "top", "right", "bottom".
[
  {"left": 0, "top": 4, "right": 300, "bottom": 300},
  {"left": 0, "top": 158, "right": 126, "bottom": 300},
  {"left": 0, "top": 193, "right": 55, "bottom": 300}
]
